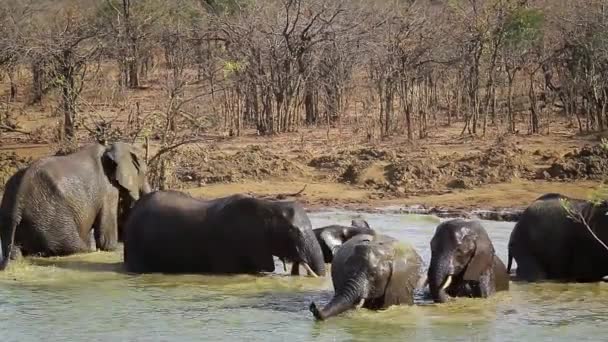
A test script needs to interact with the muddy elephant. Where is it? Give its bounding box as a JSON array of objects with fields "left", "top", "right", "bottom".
[
  {"left": 309, "top": 233, "right": 422, "bottom": 321},
  {"left": 428, "top": 219, "right": 509, "bottom": 303},
  {"left": 0, "top": 142, "right": 150, "bottom": 269},
  {"left": 123, "top": 191, "right": 326, "bottom": 276},
  {"left": 507, "top": 193, "right": 608, "bottom": 282},
  {"left": 291, "top": 219, "right": 375, "bottom": 275}
]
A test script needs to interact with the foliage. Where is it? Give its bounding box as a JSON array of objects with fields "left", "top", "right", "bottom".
[
  {"left": 3, "top": 0, "right": 608, "bottom": 145},
  {"left": 503, "top": 8, "right": 544, "bottom": 49}
]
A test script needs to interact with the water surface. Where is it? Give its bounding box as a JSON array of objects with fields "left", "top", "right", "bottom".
[{"left": 0, "top": 210, "right": 607, "bottom": 342}]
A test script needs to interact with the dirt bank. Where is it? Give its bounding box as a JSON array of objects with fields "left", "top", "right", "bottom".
[{"left": 1, "top": 129, "right": 606, "bottom": 221}]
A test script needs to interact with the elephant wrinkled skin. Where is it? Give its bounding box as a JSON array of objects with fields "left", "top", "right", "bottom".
[
  {"left": 428, "top": 219, "right": 509, "bottom": 303},
  {"left": 508, "top": 193, "right": 608, "bottom": 282},
  {"left": 0, "top": 142, "right": 151, "bottom": 269},
  {"left": 309, "top": 233, "right": 422, "bottom": 321},
  {"left": 123, "top": 191, "right": 326, "bottom": 276}
]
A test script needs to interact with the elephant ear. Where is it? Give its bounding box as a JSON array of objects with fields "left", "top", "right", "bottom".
[
  {"left": 463, "top": 238, "right": 494, "bottom": 281},
  {"left": 319, "top": 229, "right": 343, "bottom": 256},
  {"left": 281, "top": 205, "right": 295, "bottom": 222},
  {"left": 103, "top": 143, "right": 143, "bottom": 200},
  {"left": 351, "top": 219, "right": 370, "bottom": 229},
  {"left": 383, "top": 258, "right": 417, "bottom": 307}
]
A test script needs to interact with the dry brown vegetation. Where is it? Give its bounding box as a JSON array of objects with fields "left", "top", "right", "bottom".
[{"left": 1, "top": 0, "right": 607, "bottom": 212}]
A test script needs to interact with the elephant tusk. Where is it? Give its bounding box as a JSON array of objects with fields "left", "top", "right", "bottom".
[
  {"left": 440, "top": 275, "right": 453, "bottom": 290},
  {"left": 355, "top": 298, "right": 365, "bottom": 309},
  {"left": 282, "top": 259, "right": 287, "bottom": 272},
  {"left": 301, "top": 262, "right": 319, "bottom": 278}
]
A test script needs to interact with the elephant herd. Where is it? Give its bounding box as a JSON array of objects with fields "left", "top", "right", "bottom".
[{"left": 1, "top": 142, "right": 607, "bottom": 322}]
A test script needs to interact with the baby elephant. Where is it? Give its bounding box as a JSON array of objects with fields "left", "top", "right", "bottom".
[
  {"left": 427, "top": 219, "right": 509, "bottom": 303},
  {"left": 291, "top": 218, "right": 375, "bottom": 275},
  {"left": 309, "top": 233, "right": 422, "bottom": 321}
]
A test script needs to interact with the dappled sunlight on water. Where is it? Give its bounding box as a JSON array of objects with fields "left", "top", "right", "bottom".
[{"left": 1, "top": 209, "right": 608, "bottom": 341}]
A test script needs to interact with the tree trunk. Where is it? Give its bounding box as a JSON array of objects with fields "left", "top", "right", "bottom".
[
  {"left": 507, "top": 73, "right": 515, "bottom": 133},
  {"left": 304, "top": 85, "right": 317, "bottom": 125},
  {"left": 7, "top": 67, "right": 16, "bottom": 102},
  {"left": 31, "top": 61, "right": 45, "bottom": 104},
  {"left": 123, "top": 0, "right": 140, "bottom": 89},
  {"left": 528, "top": 73, "right": 539, "bottom": 134}
]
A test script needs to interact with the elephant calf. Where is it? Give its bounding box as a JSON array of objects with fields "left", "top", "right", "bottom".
[
  {"left": 0, "top": 142, "right": 150, "bottom": 269},
  {"left": 428, "top": 219, "right": 509, "bottom": 303},
  {"left": 508, "top": 193, "right": 608, "bottom": 282},
  {"left": 291, "top": 218, "right": 375, "bottom": 275},
  {"left": 309, "top": 233, "right": 422, "bottom": 321},
  {"left": 123, "top": 191, "right": 326, "bottom": 276}
]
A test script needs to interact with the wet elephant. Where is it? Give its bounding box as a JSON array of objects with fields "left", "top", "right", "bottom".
[
  {"left": 428, "top": 219, "right": 509, "bottom": 303},
  {"left": 291, "top": 218, "right": 375, "bottom": 275},
  {"left": 0, "top": 142, "right": 150, "bottom": 269},
  {"left": 123, "top": 191, "right": 326, "bottom": 276},
  {"left": 309, "top": 233, "right": 422, "bottom": 320},
  {"left": 507, "top": 193, "right": 608, "bottom": 282}
]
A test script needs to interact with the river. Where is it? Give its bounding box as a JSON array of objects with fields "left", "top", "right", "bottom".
[{"left": 0, "top": 209, "right": 607, "bottom": 341}]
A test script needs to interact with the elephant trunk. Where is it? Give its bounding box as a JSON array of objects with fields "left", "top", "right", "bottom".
[
  {"left": 428, "top": 252, "right": 453, "bottom": 303},
  {"left": 301, "top": 230, "right": 326, "bottom": 277},
  {"left": 309, "top": 277, "right": 367, "bottom": 321}
]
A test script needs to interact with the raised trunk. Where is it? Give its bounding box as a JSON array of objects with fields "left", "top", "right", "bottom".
[
  {"left": 428, "top": 253, "right": 452, "bottom": 303},
  {"left": 310, "top": 277, "right": 366, "bottom": 320}
]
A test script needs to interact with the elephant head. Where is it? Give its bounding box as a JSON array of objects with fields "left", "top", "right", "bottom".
[
  {"left": 315, "top": 219, "right": 375, "bottom": 263},
  {"left": 101, "top": 142, "right": 151, "bottom": 236},
  {"left": 291, "top": 219, "right": 375, "bottom": 275},
  {"left": 428, "top": 219, "right": 495, "bottom": 303},
  {"left": 265, "top": 200, "right": 326, "bottom": 277},
  {"left": 309, "top": 234, "right": 422, "bottom": 320}
]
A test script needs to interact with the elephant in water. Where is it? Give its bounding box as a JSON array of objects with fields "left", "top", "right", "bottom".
[
  {"left": 122, "top": 191, "right": 326, "bottom": 276},
  {"left": 0, "top": 142, "right": 150, "bottom": 269},
  {"left": 291, "top": 218, "right": 375, "bottom": 275},
  {"left": 309, "top": 233, "right": 422, "bottom": 321},
  {"left": 427, "top": 219, "right": 509, "bottom": 303},
  {"left": 508, "top": 193, "right": 608, "bottom": 282}
]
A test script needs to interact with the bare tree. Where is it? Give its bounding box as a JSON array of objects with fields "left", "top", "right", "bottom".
[{"left": 26, "top": 5, "right": 104, "bottom": 140}]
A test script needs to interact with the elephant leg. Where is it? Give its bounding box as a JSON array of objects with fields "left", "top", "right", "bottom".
[
  {"left": 476, "top": 269, "right": 496, "bottom": 298},
  {"left": 9, "top": 245, "right": 22, "bottom": 260},
  {"left": 244, "top": 253, "right": 275, "bottom": 274},
  {"left": 94, "top": 201, "right": 118, "bottom": 252},
  {"left": 291, "top": 262, "right": 301, "bottom": 275},
  {"left": 513, "top": 252, "right": 547, "bottom": 282},
  {"left": 570, "top": 252, "right": 605, "bottom": 282},
  {"left": 88, "top": 230, "right": 97, "bottom": 252}
]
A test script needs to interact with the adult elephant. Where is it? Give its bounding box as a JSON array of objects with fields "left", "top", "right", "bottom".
[
  {"left": 291, "top": 218, "right": 375, "bottom": 275},
  {"left": 428, "top": 219, "right": 509, "bottom": 303},
  {"left": 0, "top": 142, "right": 150, "bottom": 270},
  {"left": 309, "top": 233, "right": 422, "bottom": 321},
  {"left": 507, "top": 193, "right": 608, "bottom": 282},
  {"left": 122, "top": 191, "right": 326, "bottom": 276}
]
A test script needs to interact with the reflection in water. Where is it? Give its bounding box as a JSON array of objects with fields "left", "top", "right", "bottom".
[{"left": 0, "top": 209, "right": 607, "bottom": 341}]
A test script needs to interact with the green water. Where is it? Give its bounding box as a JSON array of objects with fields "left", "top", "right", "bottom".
[{"left": 1, "top": 210, "right": 607, "bottom": 342}]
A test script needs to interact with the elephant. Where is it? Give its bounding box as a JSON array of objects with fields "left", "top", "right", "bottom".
[
  {"left": 291, "top": 218, "right": 375, "bottom": 275},
  {"left": 309, "top": 233, "right": 422, "bottom": 321},
  {"left": 507, "top": 193, "right": 608, "bottom": 282},
  {"left": 0, "top": 142, "right": 150, "bottom": 269},
  {"left": 122, "top": 190, "right": 326, "bottom": 276},
  {"left": 427, "top": 219, "right": 509, "bottom": 303}
]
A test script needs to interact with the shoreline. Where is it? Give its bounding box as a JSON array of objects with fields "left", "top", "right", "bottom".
[{"left": 303, "top": 200, "right": 524, "bottom": 222}]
